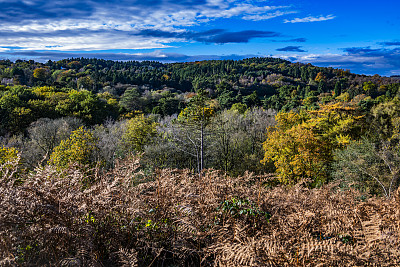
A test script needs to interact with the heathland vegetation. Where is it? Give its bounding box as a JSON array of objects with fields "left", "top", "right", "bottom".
[{"left": 1, "top": 57, "right": 400, "bottom": 266}]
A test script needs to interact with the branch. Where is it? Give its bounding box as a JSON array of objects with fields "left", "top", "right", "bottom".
[
  {"left": 355, "top": 164, "right": 389, "bottom": 198},
  {"left": 380, "top": 151, "right": 400, "bottom": 198}
]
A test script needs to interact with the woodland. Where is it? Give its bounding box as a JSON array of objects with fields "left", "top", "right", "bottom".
[{"left": 2, "top": 57, "right": 400, "bottom": 266}]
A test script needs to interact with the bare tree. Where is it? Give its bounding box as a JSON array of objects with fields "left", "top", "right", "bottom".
[
  {"left": 26, "top": 117, "right": 83, "bottom": 164},
  {"left": 333, "top": 139, "right": 400, "bottom": 198}
]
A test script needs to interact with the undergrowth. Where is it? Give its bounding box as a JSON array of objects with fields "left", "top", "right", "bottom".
[{"left": 1, "top": 156, "right": 400, "bottom": 266}]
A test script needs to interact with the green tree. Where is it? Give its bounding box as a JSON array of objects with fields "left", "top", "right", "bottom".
[
  {"left": 55, "top": 89, "right": 107, "bottom": 124},
  {"left": 334, "top": 81, "right": 341, "bottom": 97},
  {"left": 243, "top": 91, "right": 260, "bottom": 107},
  {"left": 363, "top": 81, "right": 377, "bottom": 96},
  {"left": 369, "top": 97, "right": 400, "bottom": 142},
  {"left": 230, "top": 103, "right": 247, "bottom": 114},
  {"left": 0, "top": 86, "right": 36, "bottom": 133},
  {"left": 77, "top": 76, "right": 94, "bottom": 90},
  {"left": 178, "top": 90, "right": 214, "bottom": 174},
  {"left": 120, "top": 87, "right": 142, "bottom": 112}
]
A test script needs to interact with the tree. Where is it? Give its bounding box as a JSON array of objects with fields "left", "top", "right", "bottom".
[
  {"left": 120, "top": 87, "right": 142, "bottom": 112},
  {"left": 27, "top": 117, "right": 83, "bottom": 162},
  {"left": 243, "top": 91, "right": 260, "bottom": 107},
  {"left": 210, "top": 107, "right": 275, "bottom": 175},
  {"left": 157, "top": 93, "right": 181, "bottom": 116},
  {"left": 306, "top": 101, "right": 364, "bottom": 143},
  {"left": 122, "top": 114, "right": 158, "bottom": 153},
  {"left": 49, "top": 127, "right": 99, "bottom": 170},
  {"left": 143, "top": 115, "right": 199, "bottom": 171},
  {"left": 177, "top": 90, "right": 214, "bottom": 175},
  {"left": 33, "top": 68, "right": 48, "bottom": 81},
  {"left": 334, "top": 81, "right": 341, "bottom": 96},
  {"left": 314, "top": 72, "right": 325, "bottom": 82},
  {"left": 77, "top": 76, "right": 94, "bottom": 90},
  {"left": 363, "top": 81, "right": 377, "bottom": 96},
  {"left": 369, "top": 97, "right": 400, "bottom": 142},
  {"left": 55, "top": 89, "right": 108, "bottom": 124},
  {"left": 262, "top": 112, "right": 330, "bottom": 185},
  {"left": 333, "top": 139, "right": 400, "bottom": 198},
  {"left": 230, "top": 103, "right": 247, "bottom": 114},
  {"left": 209, "top": 109, "right": 245, "bottom": 173},
  {"left": 262, "top": 101, "right": 364, "bottom": 186},
  {"left": 0, "top": 85, "right": 36, "bottom": 133},
  {"left": 0, "top": 146, "right": 19, "bottom": 178}
]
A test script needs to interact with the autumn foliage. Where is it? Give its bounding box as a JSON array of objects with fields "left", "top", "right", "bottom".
[
  {"left": 262, "top": 101, "right": 364, "bottom": 185},
  {"left": 49, "top": 127, "right": 98, "bottom": 170}
]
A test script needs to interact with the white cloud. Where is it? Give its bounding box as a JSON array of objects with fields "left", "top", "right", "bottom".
[
  {"left": 0, "top": 32, "right": 173, "bottom": 51},
  {"left": 243, "top": 10, "right": 297, "bottom": 21},
  {"left": 0, "top": 0, "right": 298, "bottom": 51},
  {"left": 284, "top": 14, "right": 336, "bottom": 23},
  {"left": 278, "top": 53, "right": 382, "bottom": 65},
  {"left": 275, "top": 52, "right": 398, "bottom": 75}
]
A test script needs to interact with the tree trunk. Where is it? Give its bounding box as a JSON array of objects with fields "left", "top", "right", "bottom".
[{"left": 200, "top": 108, "right": 204, "bottom": 177}]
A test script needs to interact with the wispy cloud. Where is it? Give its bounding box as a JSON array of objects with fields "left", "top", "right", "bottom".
[
  {"left": 242, "top": 10, "right": 297, "bottom": 21},
  {"left": 284, "top": 14, "right": 335, "bottom": 23},
  {"left": 276, "top": 46, "right": 307, "bottom": 52}
]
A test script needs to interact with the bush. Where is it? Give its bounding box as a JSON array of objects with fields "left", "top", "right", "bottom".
[
  {"left": 121, "top": 114, "right": 158, "bottom": 153},
  {"left": 332, "top": 138, "right": 400, "bottom": 198},
  {"left": 0, "top": 146, "right": 20, "bottom": 180},
  {"left": 49, "top": 127, "right": 99, "bottom": 170}
]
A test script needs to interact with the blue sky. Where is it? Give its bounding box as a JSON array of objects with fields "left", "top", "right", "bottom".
[{"left": 0, "top": 0, "right": 399, "bottom": 76}]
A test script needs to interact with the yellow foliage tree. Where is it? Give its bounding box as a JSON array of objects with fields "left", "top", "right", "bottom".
[
  {"left": 49, "top": 127, "right": 98, "bottom": 170},
  {"left": 122, "top": 114, "right": 158, "bottom": 153},
  {"left": 0, "top": 146, "right": 19, "bottom": 176},
  {"left": 262, "top": 124, "right": 329, "bottom": 185},
  {"left": 33, "top": 68, "right": 49, "bottom": 80},
  {"left": 178, "top": 106, "right": 215, "bottom": 122},
  {"left": 262, "top": 101, "right": 364, "bottom": 185},
  {"left": 314, "top": 72, "right": 326, "bottom": 82}
]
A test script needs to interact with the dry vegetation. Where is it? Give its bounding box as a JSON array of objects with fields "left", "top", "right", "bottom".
[{"left": 1, "top": 156, "right": 400, "bottom": 266}]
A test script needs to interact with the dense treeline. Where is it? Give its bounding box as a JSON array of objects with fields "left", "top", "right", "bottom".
[{"left": 2, "top": 57, "right": 400, "bottom": 122}]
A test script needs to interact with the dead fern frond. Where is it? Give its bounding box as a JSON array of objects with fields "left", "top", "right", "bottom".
[{"left": 2, "top": 156, "right": 400, "bottom": 266}]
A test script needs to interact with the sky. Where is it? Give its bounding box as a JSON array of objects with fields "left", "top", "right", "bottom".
[{"left": 0, "top": 0, "right": 399, "bottom": 76}]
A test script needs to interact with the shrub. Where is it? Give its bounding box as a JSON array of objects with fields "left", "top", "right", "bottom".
[
  {"left": 49, "top": 127, "right": 99, "bottom": 170},
  {"left": 0, "top": 146, "right": 20, "bottom": 180}
]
